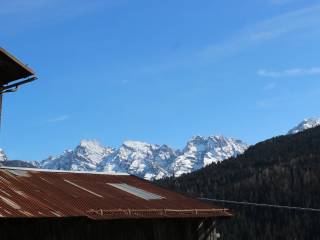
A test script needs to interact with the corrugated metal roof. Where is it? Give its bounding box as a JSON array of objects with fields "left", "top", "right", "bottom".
[{"left": 0, "top": 167, "right": 231, "bottom": 220}]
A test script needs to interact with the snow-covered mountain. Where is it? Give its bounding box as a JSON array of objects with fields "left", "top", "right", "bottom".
[
  {"left": 0, "top": 149, "right": 8, "bottom": 162},
  {"left": 36, "top": 136, "right": 248, "bottom": 180},
  {"left": 2, "top": 117, "right": 318, "bottom": 179},
  {"left": 36, "top": 140, "right": 115, "bottom": 171},
  {"left": 172, "top": 136, "right": 248, "bottom": 177},
  {"left": 6, "top": 117, "right": 319, "bottom": 179},
  {"left": 97, "top": 141, "right": 178, "bottom": 180},
  {"left": 0, "top": 149, "right": 35, "bottom": 168},
  {"left": 288, "top": 118, "right": 320, "bottom": 135}
]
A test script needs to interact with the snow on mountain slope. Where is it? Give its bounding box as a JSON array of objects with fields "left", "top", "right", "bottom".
[
  {"left": 0, "top": 149, "right": 8, "bottom": 162},
  {"left": 2, "top": 118, "right": 318, "bottom": 179},
  {"left": 288, "top": 118, "right": 320, "bottom": 134},
  {"left": 172, "top": 136, "right": 248, "bottom": 177},
  {"left": 97, "top": 141, "right": 178, "bottom": 180},
  {"left": 37, "top": 136, "right": 248, "bottom": 180},
  {"left": 39, "top": 140, "right": 115, "bottom": 171}
]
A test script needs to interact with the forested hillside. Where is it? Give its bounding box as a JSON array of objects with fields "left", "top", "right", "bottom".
[{"left": 157, "top": 126, "right": 320, "bottom": 240}]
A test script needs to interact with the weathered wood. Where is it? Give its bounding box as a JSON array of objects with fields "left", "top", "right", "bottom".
[
  {"left": 0, "top": 217, "right": 218, "bottom": 240},
  {"left": 0, "top": 94, "right": 2, "bottom": 129}
]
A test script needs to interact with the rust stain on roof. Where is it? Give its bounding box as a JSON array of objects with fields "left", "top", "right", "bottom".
[{"left": 0, "top": 167, "right": 231, "bottom": 220}]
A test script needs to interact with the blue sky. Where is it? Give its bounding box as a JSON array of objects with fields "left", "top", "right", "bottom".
[{"left": 1, "top": 0, "right": 320, "bottom": 160}]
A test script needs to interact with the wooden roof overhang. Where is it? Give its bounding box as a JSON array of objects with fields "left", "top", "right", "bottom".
[{"left": 0, "top": 47, "right": 36, "bottom": 92}]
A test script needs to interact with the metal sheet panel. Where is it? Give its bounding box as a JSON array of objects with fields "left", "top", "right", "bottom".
[{"left": 108, "top": 183, "right": 164, "bottom": 200}]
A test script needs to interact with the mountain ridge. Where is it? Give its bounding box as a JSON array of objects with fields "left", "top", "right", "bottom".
[
  {"left": 288, "top": 117, "right": 320, "bottom": 134},
  {"left": 1, "top": 117, "right": 319, "bottom": 179},
  {"left": 35, "top": 136, "right": 248, "bottom": 180}
]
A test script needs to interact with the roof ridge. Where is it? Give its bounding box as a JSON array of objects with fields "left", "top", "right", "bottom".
[{"left": 0, "top": 166, "right": 129, "bottom": 176}]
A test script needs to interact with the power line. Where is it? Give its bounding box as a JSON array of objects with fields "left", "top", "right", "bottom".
[{"left": 199, "top": 198, "right": 320, "bottom": 213}]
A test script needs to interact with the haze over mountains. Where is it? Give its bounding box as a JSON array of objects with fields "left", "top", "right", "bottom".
[{"left": 1, "top": 118, "right": 319, "bottom": 179}]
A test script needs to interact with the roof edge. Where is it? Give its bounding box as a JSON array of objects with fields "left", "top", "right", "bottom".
[
  {"left": 0, "top": 47, "right": 35, "bottom": 76},
  {"left": 0, "top": 166, "right": 129, "bottom": 176}
]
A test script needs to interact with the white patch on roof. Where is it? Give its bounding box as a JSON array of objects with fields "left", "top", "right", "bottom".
[
  {"left": 0, "top": 196, "right": 21, "bottom": 210},
  {"left": 0, "top": 189, "right": 11, "bottom": 197},
  {"left": 64, "top": 179, "right": 103, "bottom": 198},
  {"left": 50, "top": 211, "right": 62, "bottom": 217},
  {"left": 4, "top": 210, "right": 12, "bottom": 215},
  {"left": 14, "top": 190, "right": 29, "bottom": 198},
  {"left": 0, "top": 176, "right": 11, "bottom": 185},
  {"left": 7, "top": 169, "right": 30, "bottom": 177},
  {"left": 108, "top": 183, "right": 164, "bottom": 200},
  {"left": 20, "top": 210, "right": 33, "bottom": 217}
]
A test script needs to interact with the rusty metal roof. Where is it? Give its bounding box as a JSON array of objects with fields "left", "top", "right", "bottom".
[
  {"left": 0, "top": 48, "right": 35, "bottom": 85},
  {"left": 0, "top": 167, "right": 231, "bottom": 220}
]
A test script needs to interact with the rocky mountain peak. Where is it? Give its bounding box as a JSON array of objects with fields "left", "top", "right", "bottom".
[
  {"left": 288, "top": 118, "right": 320, "bottom": 134},
  {"left": 36, "top": 136, "right": 248, "bottom": 180},
  {"left": 0, "top": 149, "right": 8, "bottom": 162}
]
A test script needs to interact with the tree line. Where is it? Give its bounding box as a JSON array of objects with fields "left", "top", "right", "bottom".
[{"left": 156, "top": 126, "right": 320, "bottom": 239}]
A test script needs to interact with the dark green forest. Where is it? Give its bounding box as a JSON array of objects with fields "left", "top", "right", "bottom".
[{"left": 156, "top": 126, "right": 320, "bottom": 240}]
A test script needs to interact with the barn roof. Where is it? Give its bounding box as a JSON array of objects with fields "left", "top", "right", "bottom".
[
  {"left": 0, "top": 48, "right": 35, "bottom": 86},
  {"left": 0, "top": 167, "right": 231, "bottom": 220}
]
